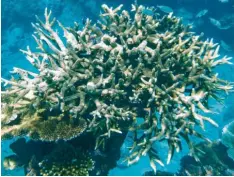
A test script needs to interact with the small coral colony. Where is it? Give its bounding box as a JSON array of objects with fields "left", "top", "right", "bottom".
[{"left": 1, "top": 1, "right": 234, "bottom": 176}]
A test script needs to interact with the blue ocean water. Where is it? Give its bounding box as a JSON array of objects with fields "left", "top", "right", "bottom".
[{"left": 1, "top": 0, "right": 234, "bottom": 176}]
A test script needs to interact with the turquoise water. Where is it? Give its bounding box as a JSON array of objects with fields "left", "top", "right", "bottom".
[{"left": 1, "top": 0, "right": 234, "bottom": 176}]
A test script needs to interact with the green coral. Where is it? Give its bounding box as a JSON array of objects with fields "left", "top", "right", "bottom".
[
  {"left": 1, "top": 2, "right": 233, "bottom": 172},
  {"left": 38, "top": 143, "right": 94, "bottom": 176}
]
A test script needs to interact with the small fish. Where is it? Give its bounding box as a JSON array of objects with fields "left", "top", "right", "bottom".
[
  {"left": 221, "top": 40, "right": 232, "bottom": 51},
  {"left": 219, "top": 0, "right": 229, "bottom": 3},
  {"left": 218, "top": 25, "right": 232, "bottom": 30},
  {"left": 157, "top": 5, "right": 173, "bottom": 13},
  {"left": 142, "top": 7, "right": 155, "bottom": 16},
  {"left": 209, "top": 17, "right": 222, "bottom": 28},
  {"left": 209, "top": 17, "right": 232, "bottom": 30},
  {"left": 196, "top": 9, "right": 208, "bottom": 18}
]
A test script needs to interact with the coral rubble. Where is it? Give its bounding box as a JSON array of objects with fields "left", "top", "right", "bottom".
[{"left": 1, "top": 2, "right": 233, "bottom": 173}]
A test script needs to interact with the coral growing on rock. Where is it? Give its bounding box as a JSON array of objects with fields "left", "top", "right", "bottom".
[
  {"left": 1, "top": 2, "right": 233, "bottom": 172},
  {"left": 178, "top": 141, "right": 234, "bottom": 175},
  {"left": 38, "top": 142, "right": 94, "bottom": 176},
  {"left": 2, "top": 134, "right": 126, "bottom": 176}
]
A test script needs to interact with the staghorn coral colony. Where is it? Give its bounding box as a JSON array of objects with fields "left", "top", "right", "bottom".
[{"left": 1, "top": 2, "right": 234, "bottom": 174}]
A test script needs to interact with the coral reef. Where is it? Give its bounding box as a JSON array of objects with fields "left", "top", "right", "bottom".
[
  {"left": 38, "top": 142, "right": 94, "bottom": 176},
  {"left": 178, "top": 141, "right": 234, "bottom": 175},
  {"left": 2, "top": 139, "right": 94, "bottom": 176},
  {"left": 142, "top": 141, "right": 234, "bottom": 176},
  {"left": 2, "top": 133, "right": 127, "bottom": 176},
  {"left": 2, "top": 138, "right": 55, "bottom": 175},
  {"left": 1, "top": 2, "right": 233, "bottom": 173}
]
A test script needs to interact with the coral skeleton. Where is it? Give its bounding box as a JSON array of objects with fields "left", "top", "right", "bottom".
[{"left": 1, "top": 2, "right": 233, "bottom": 172}]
